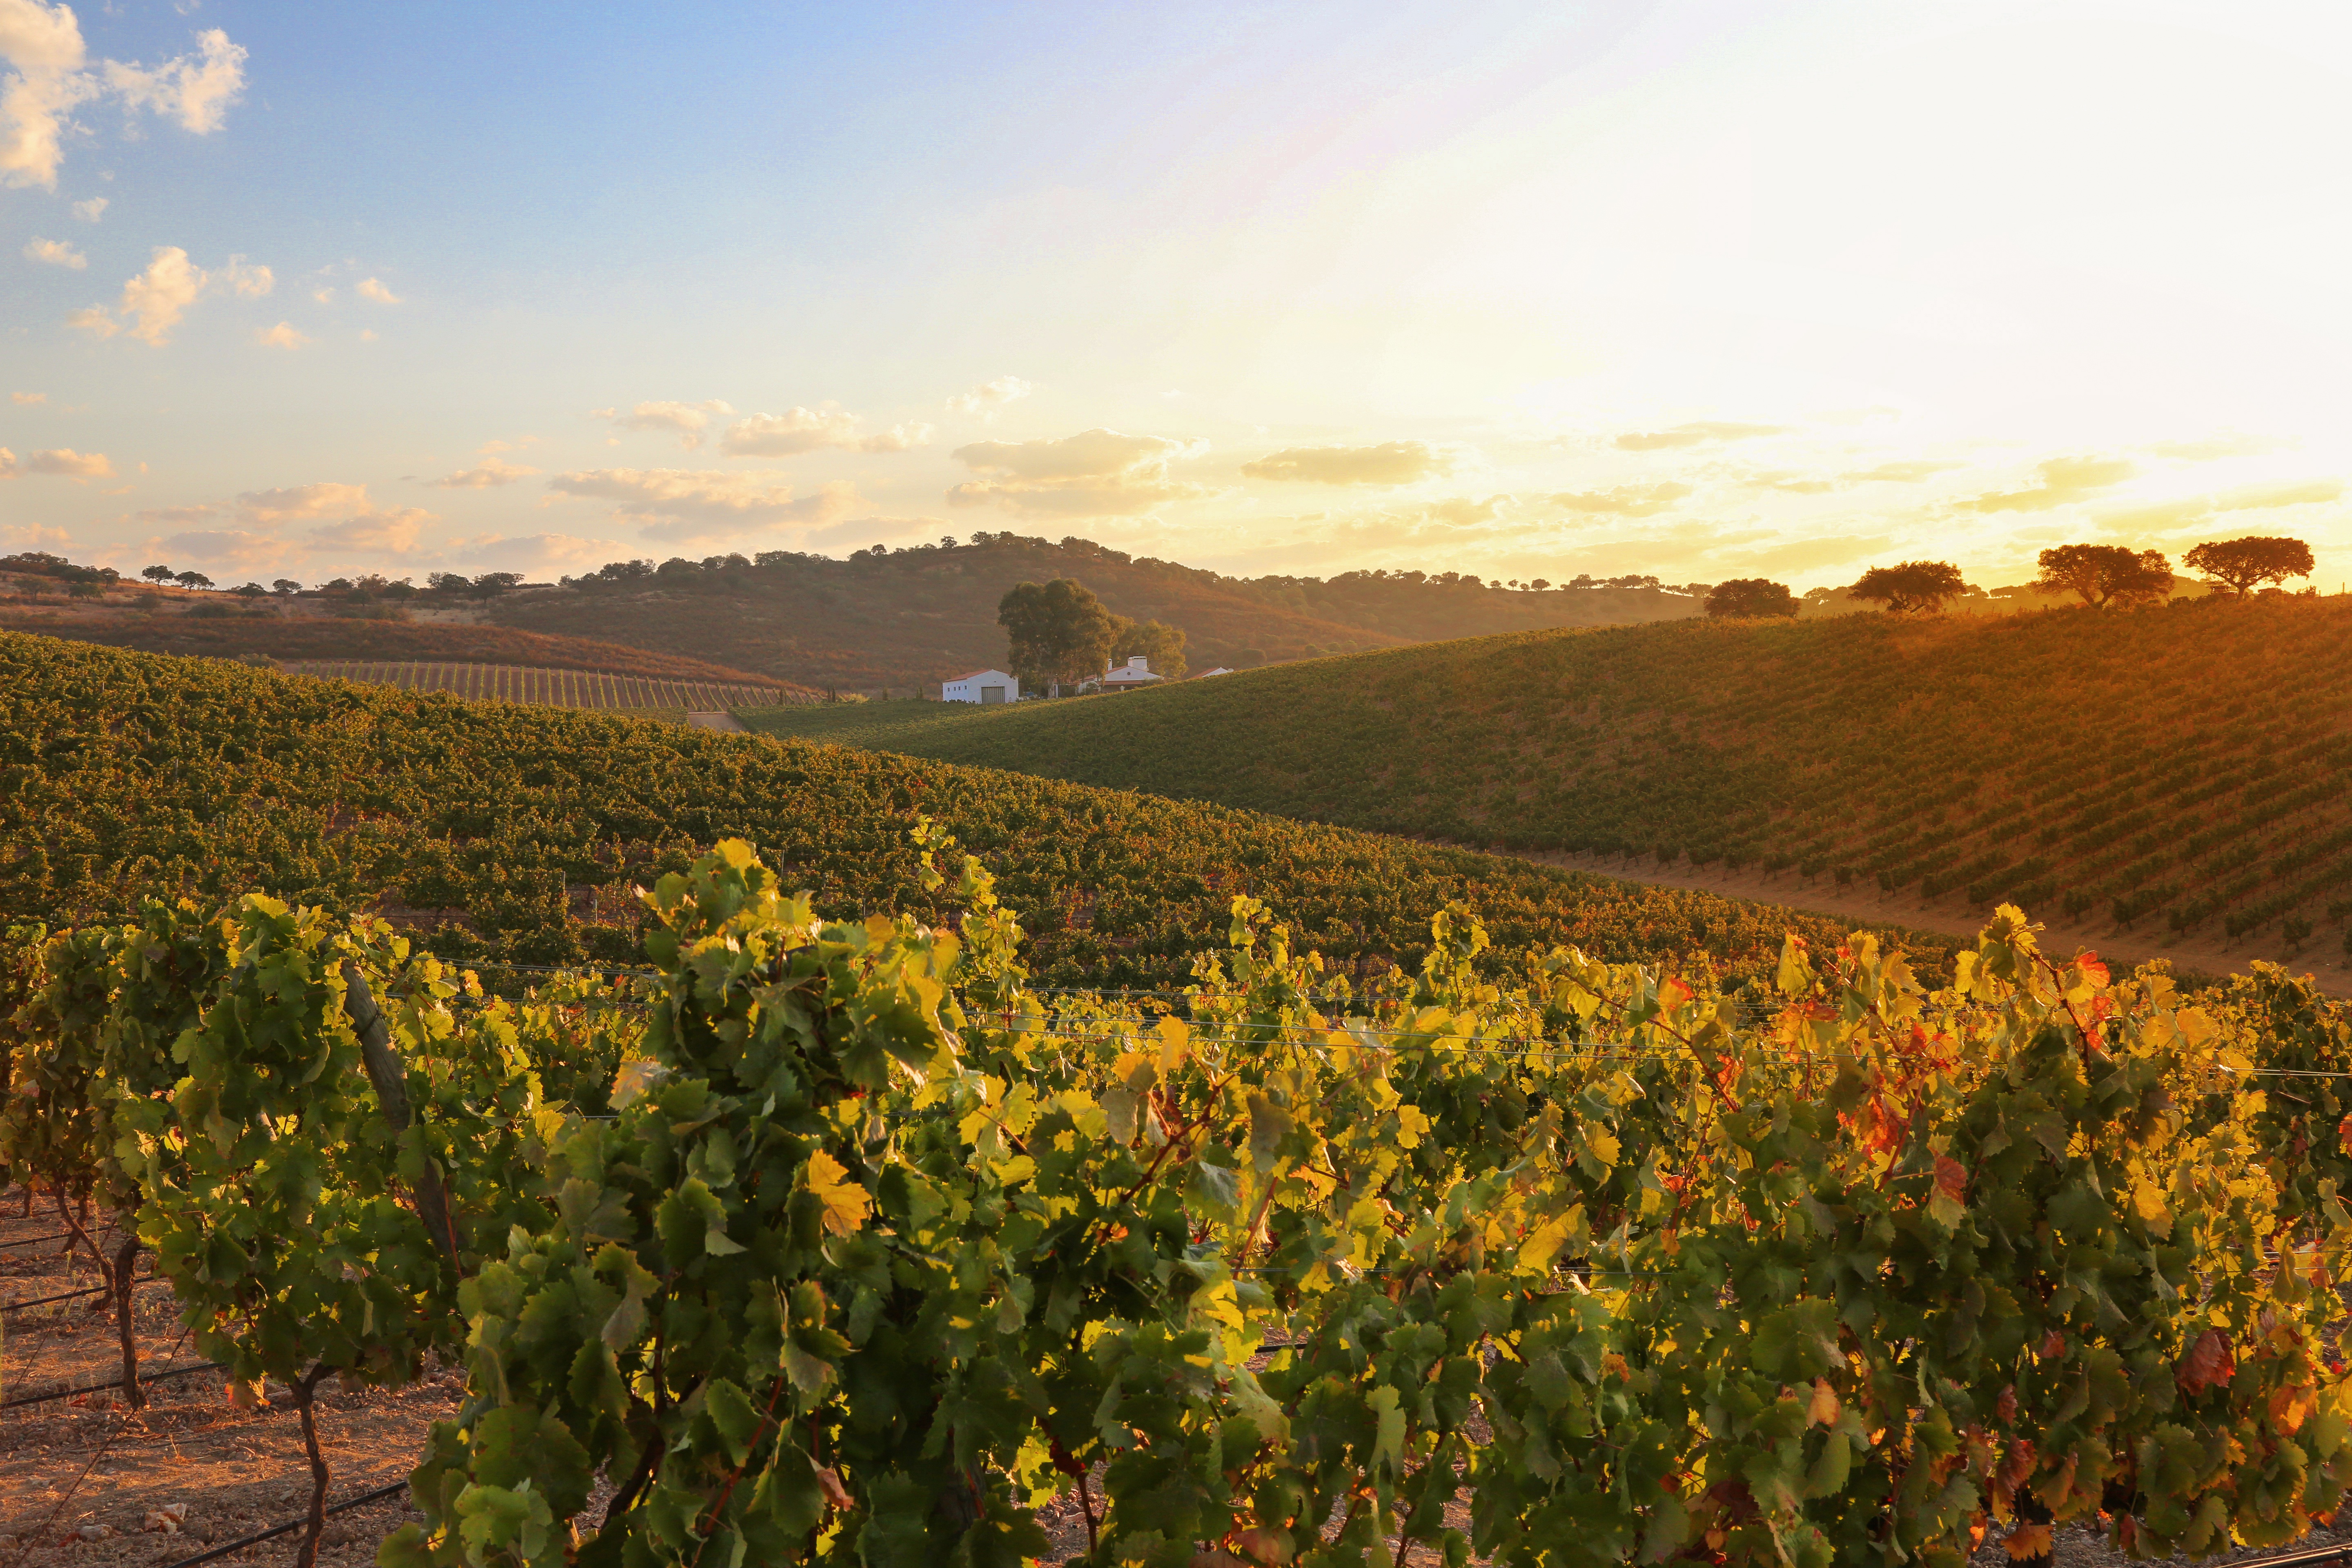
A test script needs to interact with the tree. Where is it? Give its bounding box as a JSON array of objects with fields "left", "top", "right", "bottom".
[
  {"left": 1851, "top": 560, "right": 1967, "bottom": 613},
  {"left": 998, "top": 578, "right": 1116, "bottom": 693},
  {"left": 272, "top": 579, "right": 302, "bottom": 596},
  {"left": 234, "top": 582, "right": 268, "bottom": 599},
  {"left": 173, "top": 570, "right": 214, "bottom": 591},
  {"left": 141, "top": 564, "right": 176, "bottom": 584},
  {"left": 67, "top": 579, "right": 105, "bottom": 601},
  {"left": 1705, "top": 579, "right": 1799, "bottom": 619},
  {"left": 2183, "top": 535, "right": 2314, "bottom": 598},
  {"left": 471, "top": 570, "right": 522, "bottom": 598},
  {"left": 2034, "top": 544, "right": 2172, "bottom": 608},
  {"left": 1108, "top": 615, "right": 1188, "bottom": 681}
]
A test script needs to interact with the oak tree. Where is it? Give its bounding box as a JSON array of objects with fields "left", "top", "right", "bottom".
[
  {"left": 998, "top": 577, "right": 1117, "bottom": 693},
  {"left": 2184, "top": 535, "right": 2314, "bottom": 598},
  {"left": 1704, "top": 578, "right": 1799, "bottom": 618},
  {"left": 2034, "top": 543, "right": 2173, "bottom": 608},
  {"left": 1850, "top": 560, "right": 1968, "bottom": 613}
]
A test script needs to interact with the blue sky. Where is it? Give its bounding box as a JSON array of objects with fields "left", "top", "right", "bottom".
[{"left": 5, "top": 0, "right": 2349, "bottom": 590}]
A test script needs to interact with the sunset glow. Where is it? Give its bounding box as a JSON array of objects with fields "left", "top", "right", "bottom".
[{"left": 6, "top": 0, "right": 2348, "bottom": 588}]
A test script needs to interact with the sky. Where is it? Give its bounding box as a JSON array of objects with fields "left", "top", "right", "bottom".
[{"left": 4, "top": 0, "right": 2349, "bottom": 592}]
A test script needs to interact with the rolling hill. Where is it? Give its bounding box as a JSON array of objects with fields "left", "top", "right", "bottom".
[
  {"left": 0, "top": 592, "right": 800, "bottom": 688},
  {"left": 482, "top": 532, "right": 1707, "bottom": 690},
  {"left": 737, "top": 595, "right": 2352, "bottom": 976},
  {"left": 0, "top": 629, "right": 1947, "bottom": 990}
]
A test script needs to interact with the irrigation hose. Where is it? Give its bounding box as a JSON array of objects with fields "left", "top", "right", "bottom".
[{"left": 152, "top": 1480, "right": 410, "bottom": 1568}]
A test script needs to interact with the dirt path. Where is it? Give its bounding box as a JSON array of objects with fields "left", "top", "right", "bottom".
[
  {"left": 1506, "top": 846, "right": 2348, "bottom": 992},
  {"left": 684, "top": 710, "right": 744, "bottom": 732}
]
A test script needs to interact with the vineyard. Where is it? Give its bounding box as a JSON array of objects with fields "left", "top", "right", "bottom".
[
  {"left": 7, "top": 832, "right": 2352, "bottom": 1566},
  {"left": 0, "top": 632, "right": 1907, "bottom": 990},
  {"left": 0, "top": 601, "right": 800, "bottom": 689},
  {"left": 738, "top": 597, "right": 2352, "bottom": 967},
  {"left": 280, "top": 661, "right": 804, "bottom": 714}
]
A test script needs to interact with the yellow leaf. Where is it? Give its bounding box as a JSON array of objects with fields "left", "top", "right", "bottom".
[
  {"left": 2132, "top": 1181, "right": 2171, "bottom": 1227},
  {"left": 1808, "top": 1379, "right": 1840, "bottom": 1427},
  {"left": 801, "top": 1150, "right": 872, "bottom": 1237},
  {"left": 1394, "top": 1105, "right": 1431, "bottom": 1149},
  {"left": 1155, "top": 1015, "right": 1190, "bottom": 1073},
  {"left": 2004, "top": 1523, "right": 2052, "bottom": 1560},
  {"left": 1585, "top": 1127, "right": 1621, "bottom": 1168}
]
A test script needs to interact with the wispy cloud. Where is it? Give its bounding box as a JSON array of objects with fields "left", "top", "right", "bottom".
[
  {"left": 945, "top": 375, "right": 1033, "bottom": 417},
  {"left": 720, "top": 407, "right": 932, "bottom": 457},
  {"left": 1240, "top": 441, "right": 1459, "bottom": 486},
  {"left": 1955, "top": 454, "right": 2134, "bottom": 513},
  {"left": 0, "top": 445, "right": 112, "bottom": 479},
  {"left": 592, "top": 400, "right": 735, "bottom": 450},
  {"left": 431, "top": 456, "right": 540, "bottom": 489},
  {"left": 1548, "top": 481, "right": 1691, "bottom": 517},
  {"left": 1614, "top": 421, "right": 1785, "bottom": 452},
  {"left": 546, "top": 467, "right": 866, "bottom": 543},
  {"left": 356, "top": 276, "right": 401, "bottom": 304},
  {"left": 22, "top": 235, "right": 83, "bottom": 267},
  {"left": 947, "top": 428, "right": 1209, "bottom": 518}
]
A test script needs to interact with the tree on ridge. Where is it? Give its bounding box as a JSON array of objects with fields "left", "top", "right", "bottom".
[
  {"left": 1704, "top": 579, "right": 1799, "bottom": 618},
  {"left": 2183, "top": 536, "right": 2314, "bottom": 598},
  {"left": 2034, "top": 543, "right": 2173, "bottom": 608},
  {"left": 1850, "top": 560, "right": 1968, "bottom": 614},
  {"left": 998, "top": 577, "right": 1117, "bottom": 695}
]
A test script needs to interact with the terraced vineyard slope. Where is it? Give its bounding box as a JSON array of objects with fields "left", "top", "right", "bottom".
[
  {"left": 0, "top": 630, "right": 1929, "bottom": 988},
  {"left": 283, "top": 659, "right": 804, "bottom": 712},
  {"left": 740, "top": 596, "right": 2352, "bottom": 971}
]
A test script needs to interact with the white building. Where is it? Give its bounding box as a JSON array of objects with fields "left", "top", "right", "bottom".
[
  {"left": 942, "top": 668, "right": 1019, "bottom": 704},
  {"left": 1100, "top": 655, "right": 1162, "bottom": 692}
]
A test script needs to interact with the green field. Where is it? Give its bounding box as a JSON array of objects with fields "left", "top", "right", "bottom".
[
  {"left": 737, "top": 597, "right": 2352, "bottom": 955},
  {"left": 1, "top": 630, "right": 1944, "bottom": 988}
]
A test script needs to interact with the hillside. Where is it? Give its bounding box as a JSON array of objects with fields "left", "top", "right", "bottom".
[
  {"left": 737, "top": 596, "right": 2352, "bottom": 976},
  {"left": 484, "top": 533, "right": 1706, "bottom": 690},
  {"left": 0, "top": 594, "right": 796, "bottom": 688},
  {"left": 281, "top": 661, "right": 803, "bottom": 713},
  {"left": 0, "top": 629, "right": 1948, "bottom": 990}
]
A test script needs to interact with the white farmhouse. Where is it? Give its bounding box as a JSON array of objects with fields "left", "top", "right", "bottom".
[
  {"left": 1100, "top": 655, "right": 1162, "bottom": 692},
  {"left": 942, "top": 668, "right": 1019, "bottom": 704}
]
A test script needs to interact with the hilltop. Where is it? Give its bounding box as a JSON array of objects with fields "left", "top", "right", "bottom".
[
  {"left": 481, "top": 533, "right": 1706, "bottom": 690},
  {"left": 0, "top": 629, "right": 1948, "bottom": 990},
  {"left": 737, "top": 596, "right": 2352, "bottom": 978}
]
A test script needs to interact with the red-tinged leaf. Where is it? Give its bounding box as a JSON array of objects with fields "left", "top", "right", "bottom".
[
  {"left": 2339, "top": 1113, "right": 2352, "bottom": 1151},
  {"left": 2176, "top": 1328, "right": 2235, "bottom": 1395},
  {"left": 1660, "top": 978, "right": 1692, "bottom": 1010},
  {"left": 1934, "top": 1156, "right": 1969, "bottom": 1203},
  {"left": 2039, "top": 1330, "right": 2064, "bottom": 1360},
  {"left": 2005, "top": 1523, "right": 2053, "bottom": 1561},
  {"left": 2077, "top": 953, "right": 2110, "bottom": 989},
  {"left": 1997, "top": 1384, "right": 2018, "bottom": 1425}
]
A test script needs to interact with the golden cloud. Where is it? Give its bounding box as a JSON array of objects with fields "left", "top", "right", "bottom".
[
  {"left": 1613, "top": 421, "right": 1785, "bottom": 451},
  {"left": 1240, "top": 441, "right": 1457, "bottom": 486},
  {"left": 947, "top": 428, "right": 1209, "bottom": 518}
]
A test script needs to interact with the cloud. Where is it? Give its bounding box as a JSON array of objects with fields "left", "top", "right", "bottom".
[
  {"left": 0, "top": 446, "right": 112, "bottom": 478},
  {"left": 1417, "top": 495, "right": 1513, "bottom": 528},
  {"left": 12, "top": 390, "right": 45, "bottom": 403},
  {"left": 1, "top": 521, "right": 71, "bottom": 548},
  {"left": 152, "top": 528, "right": 285, "bottom": 570},
  {"left": 102, "top": 28, "right": 246, "bottom": 134},
  {"left": 307, "top": 510, "right": 427, "bottom": 554},
  {"left": 255, "top": 320, "right": 306, "bottom": 349},
  {"left": 69, "top": 193, "right": 101, "bottom": 221},
  {"left": 2095, "top": 477, "right": 2343, "bottom": 535},
  {"left": 1240, "top": 441, "right": 1457, "bottom": 486},
  {"left": 598, "top": 400, "right": 735, "bottom": 449},
  {"left": 1956, "top": 454, "right": 2135, "bottom": 513},
  {"left": 1, "top": 10, "right": 245, "bottom": 189},
  {"left": 946, "top": 375, "right": 1033, "bottom": 416},
  {"left": 234, "top": 482, "right": 375, "bottom": 524},
  {"left": 355, "top": 276, "right": 400, "bottom": 304},
  {"left": 2148, "top": 433, "right": 2290, "bottom": 462},
  {"left": 22, "top": 234, "right": 82, "bottom": 267},
  {"left": 720, "top": 407, "right": 933, "bottom": 457},
  {"left": 1548, "top": 481, "right": 1692, "bottom": 517},
  {"left": 69, "top": 245, "right": 266, "bottom": 344},
  {"left": 311, "top": 286, "right": 333, "bottom": 303},
  {"left": 947, "top": 428, "right": 1209, "bottom": 517},
  {"left": 546, "top": 467, "right": 866, "bottom": 543},
  {"left": 431, "top": 456, "right": 540, "bottom": 489},
  {"left": 1842, "top": 459, "right": 1964, "bottom": 483},
  {"left": 1614, "top": 421, "right": 1786, "bottom": 452},
  {"left": 450, "top": 532, "right": 628, "bottom": 574}
]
